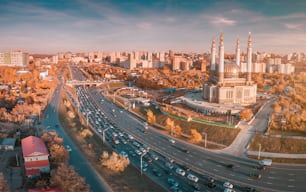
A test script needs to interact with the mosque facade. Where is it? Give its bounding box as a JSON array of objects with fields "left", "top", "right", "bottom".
[{"left": 203, "top": 33, "right": 257, "bottom": 105}]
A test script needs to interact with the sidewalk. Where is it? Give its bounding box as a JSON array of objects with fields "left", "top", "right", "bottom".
[{"left": 247, "top": 151, "right": 306, "bottom": 159}]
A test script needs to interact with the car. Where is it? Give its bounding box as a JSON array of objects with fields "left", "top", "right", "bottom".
[
  {"left": 180, "top": 164, "right": 191, "bottom": 171},
  {"left": 164, "top": 168, "right": 173, "bottom": 175},
  {"left": 223, "top": 181, "right": 234, "bottom": 189},
  {"left": 256, "top": 165, "right": 267, "bottom": 170},
  {"left": 167, "top": 157, "right": 175, "bottom": 163},
  {"left": 259, "top": 159, "right": 272, "bottom": 166},
  {"left": 152, "top": 168, "right": 162, "bottom": 177},
  {"left": 242, "top": 187, "right": 257, "bottom": 192},
  {"left": 150, "top": 153, "right": 159, "bottom": 160},
  {"left": 191, "top": 183, "right": 200, "bottom": 190},
  {"left": 207, "top": 182, "right": 217, "bottom": 189},
  {"left": 182, "top": 148, "right": 190, "bottom": 153},
  {"left": 187, "top": 173, "right": 199, "bottom": 182},
  {"left": 224, "top": 189, "right": 236, "bottom": 192},
  {"left": 65, "top": 145, "right": 72, "bottom": 152},
  {"left": 128, "top": 134, "right": 134, "bottom": 140},
  {"left": 167, "top": 178, "right": 179, "bottom": 187},
  {"left": 169, "top": 138, "right": 175, "bottom": 144},
  {"left": 175, "top": 168, "right": 186, "bottom": 176},
  {"left": 202, "top": 175, "right": 215, "bottom": 183},
  {"left": 226, "top": 164, "right": 235, "bottom": 169},
  {"left": 135, "top": 149, "right": 142, "bottom": 155},
  {"left": 165, "top": 162, "right": 174, "bottom": 169},
  {"left": 120, "top": 151, "right": 128, "bottom": 158},
  {"left": 249, "top": 173, "right": 262, "bottom": 179}
]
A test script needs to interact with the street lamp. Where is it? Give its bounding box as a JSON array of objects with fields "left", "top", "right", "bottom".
[
  {"left": 86, "top": 111, "right": 91, "bottom": 126},
  {"left": 140, "top": 149, "right": 149, "bottom": 176},
  {"left": 102, "top": 128, "right": 109, "bottom": 143},
  {"left": 202, "top": 132, "right": 207, "bottom": 148},
  {"left": 258, "top": 143, "right": 261, "bottom": 160}
]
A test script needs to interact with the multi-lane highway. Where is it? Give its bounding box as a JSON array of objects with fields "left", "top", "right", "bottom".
[{"left": 65, "top": 64, "right": 306, "bottom": 192}]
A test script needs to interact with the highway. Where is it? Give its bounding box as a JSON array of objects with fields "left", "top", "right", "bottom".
[
  {"left": 41, "top": 80, "right": 111, "bottom": 192},
  {"left": 68, "top": 64, "right": 306, "bottom": 192}
]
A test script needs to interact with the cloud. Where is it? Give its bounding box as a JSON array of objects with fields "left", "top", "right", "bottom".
[
  {"left": 210, "top": 16, "right": 237, "bottom": 26},
  {"left": 284, "top": 23, "right": 304, "bottom": 30}
]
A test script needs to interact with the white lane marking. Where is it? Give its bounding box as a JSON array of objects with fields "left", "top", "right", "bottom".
[
  {"left": 288, "top": 173, "right": 295, "bottom": 176},
  {"left": 230, "top": 174, "right": 235, "bottom": 176},
  {"left": 288, "top": 185, "right": 295, "bottom": 188},
  {"left": 268, "top": 176, "right": 275, "bottom": 179},
  {"left": 266, "top": 182, "right": 273, "bottom": 185},
  {"left": 288, "top": 179, "right": 295, "bottom": 182},
  {"left": 213, "top": 169, "right": 218, "bottom": 172}
]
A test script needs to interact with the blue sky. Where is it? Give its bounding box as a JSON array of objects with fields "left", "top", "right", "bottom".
[{"left": 0, "top": 0, "right": 305, "bottom": 54}]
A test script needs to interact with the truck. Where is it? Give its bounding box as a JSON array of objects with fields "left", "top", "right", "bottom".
[{"left": 259, "top": 159, "right": 272, "bottom": 166}]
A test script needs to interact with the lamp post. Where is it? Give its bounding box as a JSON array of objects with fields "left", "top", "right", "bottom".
[
  {"left": 102, "top": 128, "right": 109, "bottom": 144},
  {"left": 202, "top": 132, "right": 207, "bottom": 148},
  {"left": 140, "top": 149, "right": 149, "bottom": 176},
  {"left": 86, "top": 111, "right": 91, "bottom": 126},
  {"left": 258, "top": 143, "right": 261, "bottom": 160}
]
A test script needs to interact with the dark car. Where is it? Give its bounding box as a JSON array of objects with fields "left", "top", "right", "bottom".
[
  {"left": 256, "top": 165, "right": 267, "bottom": 170},
  {"left": 182, "top": 148, "right": 190, "bottom": 153},
  {"left": 191, "top": 183, "right": 200, "bottom": 190},
  {"left": 164, "top": 169, "right": 173, "bottom": 175},
  {"left": 167, "top": 178, "right": 179, "bottom": 187},
  {"left": 152, "top": 168, "right": 162, "bottom": 177},
  {"left": 180, "top": 164, "right": 191, "bottom": 171},
  {"left": 249, "top": 173, "right": 262, "bottom": 179},
  {"left": 207, "top": 182, "right": 216, "bottom": 189},
  {"left": 242, "top": 187, "right": 257, "bottom": 192},
  {"left": 226, "top": 164, "right": 235, "bottom": 169}
]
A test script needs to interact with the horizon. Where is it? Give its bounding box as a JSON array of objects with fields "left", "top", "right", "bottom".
[{"left": 1, "top": 0, "right": 306, "bottom": 54}]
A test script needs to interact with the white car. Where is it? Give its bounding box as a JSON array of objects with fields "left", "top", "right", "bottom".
[
  {"left": 65, "top": 145, "right": 72, "bottom": 152},
  {"left": 187, "top": 173, "right": 199, "bottom": 182},
  {"left": 169, "top": 138, "right": 175, "bottom": 144},
  {"left": 175, "top": 168, "right": 186, "bottom": 176},
  {"left": 223, "top": 181, "right": 233, "bottom": 189}
]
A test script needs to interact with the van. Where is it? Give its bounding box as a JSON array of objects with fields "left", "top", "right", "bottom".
[{"left": 259, "top": 159, "right": 272, "bottom": 166}]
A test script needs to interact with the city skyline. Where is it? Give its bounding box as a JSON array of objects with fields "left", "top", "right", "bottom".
[{"left": 0, "top": 0, "right": 306, "bottom": 54}]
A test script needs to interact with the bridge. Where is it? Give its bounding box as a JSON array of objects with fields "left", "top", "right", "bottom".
[{"left": 65, "top": 80, "right": 105, "bottom": 87}]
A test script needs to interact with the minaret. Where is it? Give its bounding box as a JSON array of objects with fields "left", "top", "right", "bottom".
[
  {"left": 210, "top": 36, "right": 216, "bottom": 71},
  {"left": 218, "top": 33, "right": 224, "bottom": 83},
  {"left": 236, "top": 38, "right": 240, "bottom": 67},
  {"left": 247, "top": 32, "right": 252, "bottom": 82}
]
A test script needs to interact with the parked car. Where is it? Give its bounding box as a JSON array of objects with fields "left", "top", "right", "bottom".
[
  {"left": 152, "top": 168, "right": 162, "bottom": 177},
  {"left": 167, "top": 178, "right": 179, "bottom": 187},
  {"left": 223, "top": 181, "right": 234, "bottom": 189}
]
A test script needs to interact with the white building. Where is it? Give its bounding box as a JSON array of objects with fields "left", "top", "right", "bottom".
[
  {"left": 203, "top": 33, "right": 257, "bottom": 105},
  {"left": 0, "top": 50, "right": 28, "bottom": 66}
]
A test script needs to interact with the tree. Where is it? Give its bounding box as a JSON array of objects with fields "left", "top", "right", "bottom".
[
  {"left": 189, "top": 129, "right": 202, "bottom": 143},
  {"left": 50, "top": 163, "right": 90, "bottom": 192},
  {"left": 240, "top": 108, "right": 253, "bottom": 121},
  {"left": 49, "top": 143, "right": 69, "bottom": 164},
  {"left": 173, "top": 125, "right": 182, "bottom": 137},
  {"left": 147, "top": 109, "right": 156, "bottom": 124},
  {"left": 0, "top": 172, "right": 9, "bottom": 192},
  {"left": 165, "top": 117, "right": 175, "bottom": 135},
  {"left": 100, "top": 151, "right": 130, "bottom": 172}
]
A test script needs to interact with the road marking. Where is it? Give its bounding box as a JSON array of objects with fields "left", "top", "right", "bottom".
[
  {"left": 288, "top": 179, "right": 295, "bottom": 182},
  {"left": 288, "top": 185, "right": 295, "bottom": 188},
  {"left": 288, "top": 173, "right": 295, "bottom": 176},
  {"left": 213, "top": 169, "right": 218, "bottom": 172},
  {"left": 230, "top": 174, "right": 235, "bottom": 176},
  {"left": 266, "top": 182, "right": 273, "bottom": 185},
  {"left": 268, "top": 176, "right": 275, "bottom": 179}
]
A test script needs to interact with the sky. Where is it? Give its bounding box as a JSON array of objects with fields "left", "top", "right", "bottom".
[{"left": 0, "top": 0, "right": 306, "bottom": 54}]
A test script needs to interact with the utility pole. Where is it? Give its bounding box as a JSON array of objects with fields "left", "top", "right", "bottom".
[
  {"left": 202, "top": 132, "right": 207, "bottom": 148},
  {"left": 258, "top": 143, "right": 261, "bottom": 160}
]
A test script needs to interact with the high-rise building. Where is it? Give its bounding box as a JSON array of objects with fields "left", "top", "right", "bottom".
[
  {"left": 203, "top": 33, "right": 257, "bottom": 104},
  {"left": 0, "top": 50, "right": 28, "bottom": 66}
]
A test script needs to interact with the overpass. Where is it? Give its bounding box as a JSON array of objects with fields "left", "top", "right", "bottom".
[{"left": 65, "top": 80, "right": 105, "bottom": 87}]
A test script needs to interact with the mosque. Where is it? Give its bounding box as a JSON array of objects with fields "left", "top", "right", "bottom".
[{"left": 203, "top": 33, "right": 257, "bottom": 105}]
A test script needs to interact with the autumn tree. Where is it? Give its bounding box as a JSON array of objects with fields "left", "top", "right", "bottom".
[
  {"left": 0, "top": 172, "right": 9, "bottom": 192},
  {"left": 189, "top": 129, "right": 202, "bottom": 143},
  {"left": 100, "top": 151, "right": 130, "bottom": 172},
  {"left": 165, "top": 117, "right": 175, "bottom": 135},
  {"left": 240, "top": 108, "right": 253, "bottom": 121},
  {"left": 49, "top": 143, "right": 69, "bottom": 164},
  {"left": 147, "top": 109, "right": 156, "bottom": 124},
  {"left": 50, "top": 163, "right": 90, "bottom": 192},
  {"left": 173, "top": 125, "right": 182, "bottom": 137}
]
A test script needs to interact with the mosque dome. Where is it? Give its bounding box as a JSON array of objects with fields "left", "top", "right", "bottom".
[{"left": 224, "top": 62, "right": 240, "bottom": 78}]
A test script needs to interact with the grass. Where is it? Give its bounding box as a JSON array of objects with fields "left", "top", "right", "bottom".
[
  {"left": 58, "top": 90, "right": 166, "bottom": 192},
  {"left": 248, "top": 134, "right": 306, "bottom": 154},
  {"left": 133, "top": 106, "right": 240, "bottom": 148}
]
